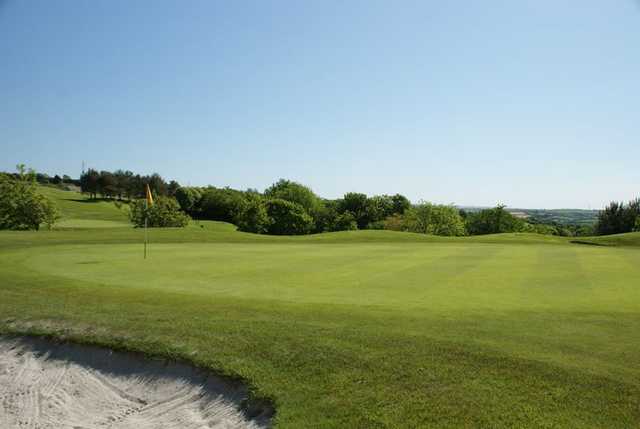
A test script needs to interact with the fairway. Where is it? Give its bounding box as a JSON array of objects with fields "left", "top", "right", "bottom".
[{"left": 2, "top": 219, "right": 640, "bottom": 427}]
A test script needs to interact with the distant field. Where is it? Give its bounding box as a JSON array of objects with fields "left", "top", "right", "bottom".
[
  {"left": 1, "top": 188, "right": 639, "bottom": 427},
  {"left": 462, "top": 206, "right": 599, "bottom": 226}
]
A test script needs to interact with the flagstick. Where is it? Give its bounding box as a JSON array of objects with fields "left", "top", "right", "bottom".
[{"left": 144, "top": 199, "right": 148, "bottom": 259}]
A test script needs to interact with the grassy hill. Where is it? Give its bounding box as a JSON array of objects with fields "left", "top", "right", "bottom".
[
  {"left": 1, "top": 188, "right": 639, "bottom": 427},
  {"left": 38, "top": 185, "right": 131, "bottom": 228}
]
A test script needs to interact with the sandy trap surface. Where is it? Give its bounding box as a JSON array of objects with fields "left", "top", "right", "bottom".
[{"left": 0, "top": 337, "right": 272, "bottom": 428}]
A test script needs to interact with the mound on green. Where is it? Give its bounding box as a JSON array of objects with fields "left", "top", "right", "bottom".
[
  {"left": 571, "top": 231, "right": 640, "bottom": 248},
  {"left": 1, "top": 192, "right": 639, "bottom": 428}
]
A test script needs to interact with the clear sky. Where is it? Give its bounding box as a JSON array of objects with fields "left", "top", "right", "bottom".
[{"left": 1, "top": 1, "right": 638, "bottom": 209}]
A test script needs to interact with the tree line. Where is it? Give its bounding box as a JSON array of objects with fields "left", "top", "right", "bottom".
[
  {"left": 79, "top": 169, "right": 180, "bottom": 200},
  {"left": 595, "top": 199, "right": 640, "bottom": 236},
  {"left": 2, "top": 165, "right": 638, "bottom": 236}
]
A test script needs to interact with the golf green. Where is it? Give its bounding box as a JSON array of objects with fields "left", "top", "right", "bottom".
[{"left": 2, "top": 227, "right": 640, "bottom": 428}]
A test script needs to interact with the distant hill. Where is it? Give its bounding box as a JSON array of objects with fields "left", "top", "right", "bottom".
[{"left": 459, "top": 206, "right": 598, "bottom": 226}]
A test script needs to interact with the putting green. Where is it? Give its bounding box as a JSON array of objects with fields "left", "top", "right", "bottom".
[
  {"left": 15, "top": 242, "right": 640, "bottom": 312},
  {"left": 1, "top": 191, "right": 640, "bottom": 427}
]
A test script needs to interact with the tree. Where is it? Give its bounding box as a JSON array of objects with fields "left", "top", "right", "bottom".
[
  {"left": 391, "top": 194, "right": 411, "bottom": 215},
  {"left": 175, "top": 187, "right": 203, "bottom": 216},
  {"left": 98, "top": 171, "right": 118, "bottom": 198},
  {"left": 264, "top": 179, "right": 322, "bottom": 214},
  {"left": 235, "top": 197, "right": 272, "bottom": 233},
  {"left": 466, "top": 205, "right": 525, "bottom": 235},
  {"left": 332, "top": 211, "right": 358, "bottom": 231},
  {"left": 167, "top": 180, "right": 180, "bottom": 196},
  {"left": 595, "top": 199, "right": 639, "bottom": 235},
  {"left": 338, "top": 193, "right": 370, "bottom": 229},
  {"left": 80, "top": 169, "right": 100, "bottom": 199},
  {"left": 383, "top": 214, "right": 404, "bottom": 231},
  {"left": 146, "top": 173, "right": 166, "bottom": 196},
  {"left": 403, "top": 202, "right": 466, "bottom": 236},
  {"left": 199, "top": 187, "right": 248, "bottom": 222},
  {"left": 635, "top": 216, "right": 640, "bottom": 232},
  {"left": 0, "top": 166, "right": 60, "bottom": 230},
  {"left": 264, "top": 198, "right": 314, "bottom": 235},
  {"left": 129, "top": 196, "right": 190, "bottom": 228}
]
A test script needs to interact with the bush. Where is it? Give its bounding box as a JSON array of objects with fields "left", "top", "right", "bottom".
[
  {"left": 265, "top": 179, "right": 322, "bottom": 215},
  {"left": 235, "top": 197, "right": 272, "bottom": 234},
  {"left": 0, "top": 166, "right": 60, "bottom": 230},
  {"left": 264, "top": 198, "right": 314, "bottom": 235},
  {"left": 175, "top": 186, "right": 203, "bottom": 216},
  {"left": 332, "top": 211, "right": 358, "bottom": 231},
  {"left": 199, "top": 187, "right": 247, "bottom": 223},
  {"left": 383, "top": 214, "right": 405, "bottom": 231},
  {"left": 466, "top": 205, "right": 525, "bottom": 235},
  {"left": 129, "top": 196, "right": 190, "bottom": 227},
  {"left": 403, "top": 203, "right": 466, "bottom": 236}
]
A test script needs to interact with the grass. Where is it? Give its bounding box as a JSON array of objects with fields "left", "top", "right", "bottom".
[
  {"left": 38, "top": 186, "right": 130, "bottom": 227},
  {"left": 1, "top": 188, "right": 639, "bottom": 427}
]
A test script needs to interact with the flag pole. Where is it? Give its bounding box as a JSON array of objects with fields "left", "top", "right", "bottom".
[{"left": 144, "top": 199, "right": 148, "bottom": 259}]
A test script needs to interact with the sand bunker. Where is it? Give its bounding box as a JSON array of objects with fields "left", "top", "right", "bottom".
[{"left": 0, "top": 336, "right": 272, "bottom": 428}]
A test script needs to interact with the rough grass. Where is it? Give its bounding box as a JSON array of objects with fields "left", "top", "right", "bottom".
[{"left": 1, "top": 189, "right": 639, "bottom": 427}]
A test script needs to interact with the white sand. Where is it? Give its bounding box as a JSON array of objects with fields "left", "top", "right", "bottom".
[{"left": 0, "top": 337, "right": 272, "bottom": 428}]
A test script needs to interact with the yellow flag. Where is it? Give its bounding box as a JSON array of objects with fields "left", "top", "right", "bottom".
[{"left": 145, "top": 184, "right": 154, "bottom": 206}]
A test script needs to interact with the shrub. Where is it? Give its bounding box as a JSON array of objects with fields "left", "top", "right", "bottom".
[
  {"left": 129, "top": 196, "right": 190, "bottom": 228},
  {"left": 332, "top": 211, "right": 358, "bottom": 231},
  {"left": 264, "top": 198, "right": 314, "bottom": 235},
  {"left": 235, "top": 197, "right": 272, "bottom": 234},
  {"left": 199, "top": 187, "right": 247, "bottom": 223},
  {"left": 466, "top": 205, "right": 525, "bottom": 235},
  {"left": 403, "top": 203, "right": 466, "bottom": 236},
  {"left": 384, "top": 214, "right": 405, "bottom": 231},
  {"left": 0, "top": 166, "right": 60, "bottom": 230}
]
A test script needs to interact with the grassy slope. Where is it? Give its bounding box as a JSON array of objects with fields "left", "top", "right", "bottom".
[
  {"left": 38, "top": 186, "right": 131, "bottom": 228},
  {"left": 572, "top": 232, "right": 640, "bottom": 248},
  {"left": 1, "top": 189, "right": 640, "bottom": 428}
]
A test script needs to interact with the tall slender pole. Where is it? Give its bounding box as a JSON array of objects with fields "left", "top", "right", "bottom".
[{"left": 144, "top": 200, "right": 148, "bottom": 259}]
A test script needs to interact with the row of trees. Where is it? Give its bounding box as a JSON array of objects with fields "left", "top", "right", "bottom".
[
  {"left": 6, "top": 164, "right": 638, "bottom": 237},
  {"left": 174, "top": 179, "right": 639, "bottom": 237},
  {"left": 79, "top": 169, "right": 179, "bottom": 200},
  {"left": 595, "top": 199, "right": 640, "bottom": 235},
  {"left": 174, "top": 179, "right": 412, "bottom": 235}
]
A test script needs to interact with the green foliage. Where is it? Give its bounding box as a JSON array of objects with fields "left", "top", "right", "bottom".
[
  {"left": 596, "top": 199, "right": 640, "bottom": 236},
  {"left": 129, "top": 196, "right": 190, "bottom": 228},
  {"left": 0, "top": 166, "right": 60, "bottom": 230},
  {"left": 80, "top": 169, "right": 171, "bottom": 200},
  {"left": 466, "top": 205, "right": 526, "bottom": 235},
  {"left": 263, "top": 198, "right": 314, "bottom": 235},
  {"left": 391, "top": 194, "right": 411, "bottom": 215},
  {"left": 635, "top": 217, "right": 640, "bottom": 232},
  {"left": 174, "top": 186, "right": 203, "bottom": 215},
  {"left": 403, "top": 202, "right": 467, "bottom": 236},
  {"left": 332, "top": 211, "right": 358, "bottom": 231},
  {"left": 235, "top": 197, "right": 272, "bottom": 234},
  {"left": 338, "top": 193, "right": 370, "bottom": 229},
  {"left": 264, "top": 179, "right": 322, "bottom": 215},
  {"left": 383, "top": 213, "right": 405, "bottom": 231},
  {"left": 199, "top": 187, "right": 248, "bottom": 223}
]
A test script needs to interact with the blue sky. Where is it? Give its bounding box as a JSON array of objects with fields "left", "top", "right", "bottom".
[{"left": 1, "top": 1, "right": 638, "bottom": 209}]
